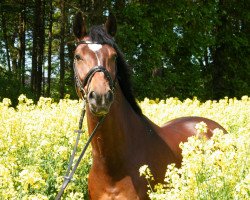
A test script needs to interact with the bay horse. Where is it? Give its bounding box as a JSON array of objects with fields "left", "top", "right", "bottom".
[{"left": 72, "top": 12, "right": 226, "bottom": 200}]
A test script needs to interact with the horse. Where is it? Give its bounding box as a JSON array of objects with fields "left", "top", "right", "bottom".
[{"left": 72, "top": 12, "right": 227, "bottom": 200}]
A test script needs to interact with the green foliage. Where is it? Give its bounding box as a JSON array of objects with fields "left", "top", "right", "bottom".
[
  {"left": 0, "top": 0, "right": 249, "bottom": 103},
  {"left": 116, "top": 0, "right": 250, "bottom": 100},
  {"left": 0, "top": 68, "right": 34, "bottom": 106}
]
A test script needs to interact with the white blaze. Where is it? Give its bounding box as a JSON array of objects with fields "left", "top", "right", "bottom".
[{"left": 88, "top": 44, "right": 102, "bottom": 52}]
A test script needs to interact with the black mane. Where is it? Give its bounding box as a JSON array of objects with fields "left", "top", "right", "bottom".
[{"left": 89, "top": 25, "right": 143, "bottom": 116}]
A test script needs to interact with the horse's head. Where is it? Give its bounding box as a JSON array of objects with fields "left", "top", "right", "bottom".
[{"left": 73, "top": 12, "right": 117, "bottom": 117}]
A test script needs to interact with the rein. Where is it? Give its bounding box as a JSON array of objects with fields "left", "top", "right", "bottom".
[
  {"left": 55, "top": 40, "right": 116, "bottom": 199},
  {"left": 55, "top": 99, "right": 106, "bottom": 200}
]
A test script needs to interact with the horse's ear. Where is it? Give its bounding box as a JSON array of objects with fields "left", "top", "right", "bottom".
[
  {"left": 73, "top": 11, "right": 87, "bottom": 39},
  {"left": 105, "top": 13, "right": 117, "bottom": 37}
]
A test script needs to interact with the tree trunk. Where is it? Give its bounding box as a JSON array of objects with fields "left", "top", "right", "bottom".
[
  {"left": 59, "top": 0, "right": 66, "bottom": 99},
  {"left": 9, "top": 32, "right": 18, "bottom": 75},
  {"left": 31, "top": 0, "right": 39, "bottom": 94},
  {"left": 65, "top": 7, "right": 75, "bottom": 97},
  {"left": 31, "top": 0, "right": 45, "bottom": 99},
  {"left": 1, "top": 13, "right": 11, "bottom": 72},
  {"left": 19, "top": 0, "right": 26, "bottom": 87},
  {"left": 46, "top": 0, "right": 53, "bottom": 97},
  {"left": 36, "top": 0, "right": 45, "bottom": 98},
  {"left": 210, "top": 0, "right": 228, "bottom": 100}
]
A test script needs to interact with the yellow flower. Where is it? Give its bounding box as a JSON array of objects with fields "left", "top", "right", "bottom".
[
  {"left": 2, "top": 98, "right": 11, "bottom": 106},
  {"left": 195, "top": 121, "right": 208, "bottom": 138},
  {"left": 1, "top": 95, "right": 249, "bottom": 199},
  {"left": 19, "top": 168, "right": 45, "bottom": 193}
]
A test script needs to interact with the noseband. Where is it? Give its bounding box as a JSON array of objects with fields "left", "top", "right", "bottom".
[{"left": 73, "top": 40, "right": 117, "bottom": 99}]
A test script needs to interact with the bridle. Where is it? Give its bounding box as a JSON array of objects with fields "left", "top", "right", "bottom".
[
  {"left": 73, "top": 40, "right": 117, "bottom": 100},
  {"left": 56, "top": 40, "right": 117, "bottom": 199}
]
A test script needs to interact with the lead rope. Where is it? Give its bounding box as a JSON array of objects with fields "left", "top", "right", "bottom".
[{"left": 55, "top": 100, "right": 106, "bottom": 200}]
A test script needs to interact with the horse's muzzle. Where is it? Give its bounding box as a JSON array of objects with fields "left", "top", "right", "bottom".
[{"left": 87, "top": 90, "right": 114, "bottom": 116}]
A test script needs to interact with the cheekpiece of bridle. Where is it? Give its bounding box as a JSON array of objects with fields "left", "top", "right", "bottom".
[{"left": 73, "top": 40, "right": 117, "bottom": 100}]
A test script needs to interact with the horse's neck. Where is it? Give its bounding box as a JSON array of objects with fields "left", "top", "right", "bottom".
[{"left": 86, "top": 89, "right": 146, "bottom": 169}]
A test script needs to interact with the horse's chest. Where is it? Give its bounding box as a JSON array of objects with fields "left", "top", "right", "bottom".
[
  {"left": 95, "top": 188, "right": 140, "bottom": 200},
  {"left": 88, "top": 172, "right": 144, "bottom": 200}
]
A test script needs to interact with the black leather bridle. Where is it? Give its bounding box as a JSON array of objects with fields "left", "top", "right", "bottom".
[{"left": 73, "top": 40, "right": 117, "bottom": 100}]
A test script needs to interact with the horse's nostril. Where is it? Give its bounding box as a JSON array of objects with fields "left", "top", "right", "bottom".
[
  {"left": 106, "top": 90, "right": 114, "bottom": 102},
  {"left": 88, "top": 91, "right": 96, "bottom": 100}
]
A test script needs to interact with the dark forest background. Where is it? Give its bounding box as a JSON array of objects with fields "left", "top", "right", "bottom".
[{"left": 0, "top": 0, "right": 249, "bottom": 105}]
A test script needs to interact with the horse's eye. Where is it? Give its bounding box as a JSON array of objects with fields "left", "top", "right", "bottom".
[{"left": 75, "top": 54, "right": 82, "bottom": 61}]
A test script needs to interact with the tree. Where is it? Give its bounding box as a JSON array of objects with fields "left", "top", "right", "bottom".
[
  {"left": 1, "top": 12, "right": 11, "bottom": 72},
  {"left": 59, "top": 0, "right": 66, "bottom": 99},
  {"left": 18, "top": 0, "right": 26, "bottom": 87},
  {"left": 46, "top": 0, "right": 53, "bottom": 97},
  {"left": 209, "top": 0, "right": 250, "bottom": 99},
  {"left": 0, "top": 0, "right": 249, "bottom": 103}
]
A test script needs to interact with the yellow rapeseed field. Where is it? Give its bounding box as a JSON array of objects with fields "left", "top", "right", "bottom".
[{"left": 0, "top": 95, "right": 249, "bottom": 199}]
